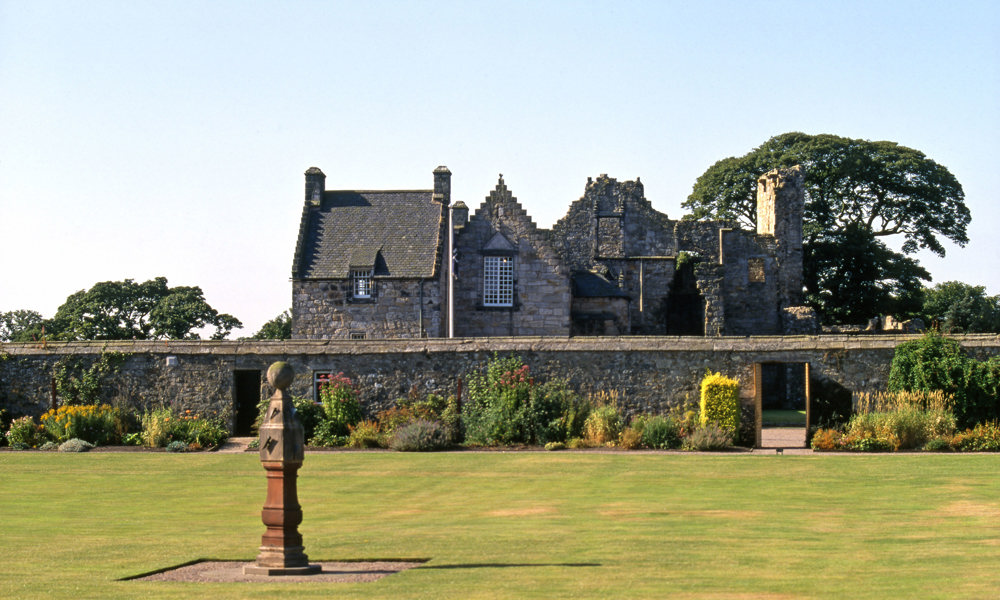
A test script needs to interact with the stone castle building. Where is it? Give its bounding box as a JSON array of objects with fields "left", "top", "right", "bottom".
[{"left": 291, "top": 165, "right": 815, "bottom": 339}]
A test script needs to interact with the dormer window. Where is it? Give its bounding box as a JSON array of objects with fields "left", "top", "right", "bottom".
[
  {"left": 352, "top": 269, "right": 374, "bottom": 299},
  {"left": 483, "top": 255, "right": 514, "bottom": 306}
]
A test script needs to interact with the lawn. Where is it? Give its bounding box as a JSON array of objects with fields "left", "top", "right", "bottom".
[
  {"left": 2, "top": 451, "right": 999, "bottom": 599},
  {"left": 761, "top": 409, "right": 807, "bottom": 426}
]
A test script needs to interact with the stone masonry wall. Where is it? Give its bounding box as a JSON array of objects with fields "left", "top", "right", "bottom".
[
  {"left": 453, "top": 177, "right": 571, "bottom": 336},
  {"left": 719, "top": 229, "right": 781, "bottom": 335},
  {"left": 292, "top": 278, "right": 442, "bottom": 339},
  {"left": 6, "top": 335, "right": 1000, "bottom": 435}
]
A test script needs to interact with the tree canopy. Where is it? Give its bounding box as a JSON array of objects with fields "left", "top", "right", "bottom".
[
  {"left": 0, "top": 310, "right": 44, "bottom": 342},
  {"left": 684, "top": 132, "right": 970, "bottom": 324},
  {"left": 921, "top": 281, "right": 1000, "bottom": 333},
  {"left": 5, "top": 277, "right": 242, "bottom": 341},
  {"left": 251, "top": 310, "right": 292, "bottom": 340}
]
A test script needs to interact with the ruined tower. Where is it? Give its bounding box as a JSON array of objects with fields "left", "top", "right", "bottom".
[{"left": 756, "top": 166, "right": 805, "bottom": 309}]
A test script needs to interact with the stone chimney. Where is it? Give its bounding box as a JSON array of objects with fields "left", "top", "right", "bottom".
[
  {"left": 433, "top": 166, "right": 451, "bottom": 205},
  {"left": 451, "top": 201, "right": 469, "bottom": 228},
  {"left": 304, "top": 167, "right": 325, "bottom": 206}
]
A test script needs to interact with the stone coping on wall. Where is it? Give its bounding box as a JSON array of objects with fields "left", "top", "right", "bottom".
[{"left": 3, "top": 334, "right": 1000, "bottom": 356}]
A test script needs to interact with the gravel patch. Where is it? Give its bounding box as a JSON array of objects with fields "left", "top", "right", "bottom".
[{"left": 129, "top": 560, "right": 424, "bottom": 583}]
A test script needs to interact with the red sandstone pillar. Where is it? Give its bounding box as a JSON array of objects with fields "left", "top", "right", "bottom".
[{"left": 244, "top": 362, "right": 320, "bottom": 575}]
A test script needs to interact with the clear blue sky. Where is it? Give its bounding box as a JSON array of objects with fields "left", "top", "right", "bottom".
[{"left": 2, "top": 0, "right": 997, "bottom": 336}]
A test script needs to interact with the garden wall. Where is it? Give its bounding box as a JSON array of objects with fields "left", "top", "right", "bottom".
[{"left": 4, "top": 335, "right": 1000, "bottom": 434}]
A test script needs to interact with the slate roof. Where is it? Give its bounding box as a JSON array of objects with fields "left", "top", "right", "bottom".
[{"left": 294, "top": 190, "right": 444, "bottom": 279}]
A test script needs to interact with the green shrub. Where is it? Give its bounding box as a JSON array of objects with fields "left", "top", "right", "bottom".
[
  {"left": 699, "top": 372, "right": 739, "bottom": 437},
  {"left": 0, "top": 408, "right": 9, "bottom": 447},
  {"left": 544, "top": 441, "right": 566, "bottom": 451},
  {"left": 347, "top": 420, "right": 385, "bottom": 448},
  {"left": 5, "top": 416, "right": 41, "bottom": 448},
  {"left": 58, "top": 438, "right": 94, "bottom": 452},
  {"left": 636, "top": 415, "right": 682, "bottom": 449},
  {"left": 165, "top": 440, "right": 188, "bottom": 453},
  {"left": 39, "top": 441, "right": 59, "bottom": 451},
  {"left": 923, "top": 437, "right": 952, "bottom": 452},
  {"left": 389, "top": 419, "right": 450, "bottom": 451},
  {"left": 140, "top": 407, "right": 228, "bottom": 449},
  {"left": 309, "top": 421, "right": 348, "bottom": 447},
  {"left": 317, "top": 372, "right": 362, "bottom": 436},
  {"left": 463, "top": 355, "right": 586, "bottom": 446},
  {"left": 292, "top": 397, "right": 323, "bottom": 440},
  {"left": 887, "top": 330, "right": 1000, "bottom": 428},
  {"left": 964, "top": 358, "right": 1000, "bottom": 428},
  {"left": 681, "top": 424, "right": 732, "bottom": 451},
  {"left": 464, "top": 355, "right": 535, "bottom": 445},
  {"left": 949, "top": 422, "right": 1000, "bottom": 451},
  {"left": 532, "top": 380, "right": 589, "bottom": 445},
  {"left": 583, "top": 404, "right": 623, "bottom": 446},
  {"left": 840, "top": 434, "right": 895, "bottom": 452},
  {"left": 566, "top": 437, "right": 591, "bottom": 449},
  {"left": 888, "top": 331, "right": 967, "bottom": 399},
  {"left": 255, "top": 396, "right": 324, "bottom": 440},
  {"left": 376, "top": 405, "right": 436, "bottom": 436}
]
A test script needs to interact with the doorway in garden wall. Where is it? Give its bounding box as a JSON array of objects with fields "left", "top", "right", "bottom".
[
  {"left": 233, "top": 370, "right": 262, "bottom": 436},
  {"left": 754, "top": 362, "right": 810, "bottom": 448}
]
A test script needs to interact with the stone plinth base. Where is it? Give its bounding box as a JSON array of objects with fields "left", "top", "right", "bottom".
[
  {"left": 245, "top": 544, "right": 319, "bottom": 576},
  {"left": 243, "top": 563, "right": 322, "bottom": 576}
]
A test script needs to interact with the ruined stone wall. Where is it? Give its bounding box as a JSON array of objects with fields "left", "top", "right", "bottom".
[
  {"left": 718, "top": 230, "right": 782, "bottom": 335},
  {"left": 570, "top": 297, "right": 631, "bottom": 335},
  {"left": 7, "top": 336, "right": 1000, "bottom": 433},
  {"left": 292, "top": 278, "right": 442, "bottom": 339},
  {"left": 453, "top": 178, "right": 571, "bottom": 336},
  {"left": 757, "top": 166, "right": 805, "bottom": 308},
  {"left": 622, "top": 258, "right": 674, "bottom": 334}
]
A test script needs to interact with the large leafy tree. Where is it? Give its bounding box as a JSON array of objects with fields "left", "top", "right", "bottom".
[
  {"left": 0, "top": 310, "right": 44, "bottom": 342},
  {"left": 684, "top": 132, "right": 970, "bottom": 323},
  {"left": 29, "top": 277, "right": 241, "bottom": 341},
  {"left": 921, "top": 281, "right": 1000, "bottom": 333},
  {"left": 251, "top": 309, "right": 293, "bottom": 340}
]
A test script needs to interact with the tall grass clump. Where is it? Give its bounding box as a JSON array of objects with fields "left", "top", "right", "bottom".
[
  {"left": 817, "top": 390, "right": 957, "bottom": 451},
  {"left": 583, "top": 391, "right": 624, "bottom": 446}
]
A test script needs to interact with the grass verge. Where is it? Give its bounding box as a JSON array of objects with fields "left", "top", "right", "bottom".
[{"left": 1, "top": 452, "right": 999, "bottom": 599}]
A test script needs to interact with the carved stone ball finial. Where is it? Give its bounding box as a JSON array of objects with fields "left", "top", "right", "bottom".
[{"left": 267, "top": 361, "right": 294, "bottom": 391}]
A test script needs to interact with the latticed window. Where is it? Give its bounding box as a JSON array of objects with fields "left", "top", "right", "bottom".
[
  {"left": 352, "top": 269, "right": 373, "bottom": 298},
  {"left": 483, "top": 255, "right": 514, "bottom": 306}
]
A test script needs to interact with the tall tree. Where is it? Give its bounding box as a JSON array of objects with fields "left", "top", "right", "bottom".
[
  {"left": 0, "top": 310, "right": 44, "bottom": 342},
  {"left": 921, "top": 281, "right": 1000, "bottom": 333},
  {"left": 41, "top": 277, "right": 242, "bottom": 340},
  {"left": 251, "top": 309, "right": 293, "bottom": 340},
  {"left": 684, "top": 133, "right": 970, "bottom": 324}
]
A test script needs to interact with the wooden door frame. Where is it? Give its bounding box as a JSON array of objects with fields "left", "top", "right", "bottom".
[{"left": 753, "top": 361, "right": 811, "bottom": 449}]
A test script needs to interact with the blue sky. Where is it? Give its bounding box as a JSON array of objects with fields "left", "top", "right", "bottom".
[{"left": 2, "top": 0, "right": 998, "bottom": 335}]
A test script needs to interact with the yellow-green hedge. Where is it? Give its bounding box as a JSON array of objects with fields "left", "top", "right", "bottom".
[{"left": 699, "top": 371, "right": 740, "bottom": 436}]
